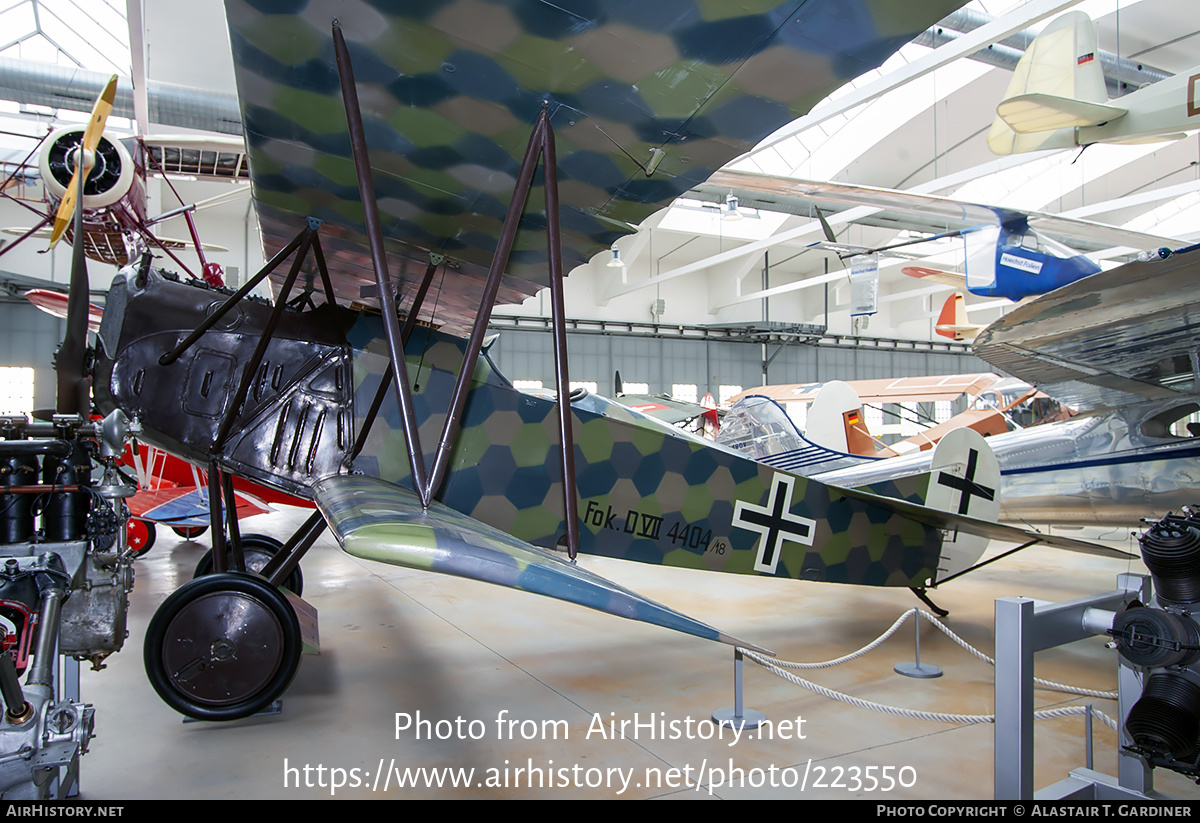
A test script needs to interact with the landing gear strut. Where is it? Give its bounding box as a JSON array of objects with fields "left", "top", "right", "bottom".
[{"left": 193, "top": 534, "right": 304, "bottom": 596}]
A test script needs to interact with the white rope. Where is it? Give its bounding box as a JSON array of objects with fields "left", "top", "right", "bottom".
[
  {"left": 748, "top": 607, "right": 1117, "bottom": 700},
  {"left": 741, "top": 648, "right": 1119, "bottom": 730},
  {"left": 735, "top": 606, "right": 1120, "bottom": 726}
]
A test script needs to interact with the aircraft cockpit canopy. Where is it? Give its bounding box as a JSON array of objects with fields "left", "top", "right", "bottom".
[{"left": 969, "top": 377, "right": 1072, "bottom": 430}]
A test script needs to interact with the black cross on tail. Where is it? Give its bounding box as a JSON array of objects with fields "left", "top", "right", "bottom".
[{"left": 935, "top": 448, "right": 996, "bottom": 515}]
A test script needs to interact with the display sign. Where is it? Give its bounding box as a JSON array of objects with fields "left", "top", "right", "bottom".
[{"left": 850, "top": 253, "right": 879, "bottom": 317}]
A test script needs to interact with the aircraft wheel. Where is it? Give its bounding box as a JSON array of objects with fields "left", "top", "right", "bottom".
[
  {"left": 172, "top": 525, "right": 208, "bottom": 540},
  {"left": 193, "top": 534, "right": 303, "bottom": 596},
  {"left": 127, "top": 519, "right": 156, "bottom": 557},
  {"left": 144, "top": 571, "right": 301, "bottom": 721}
]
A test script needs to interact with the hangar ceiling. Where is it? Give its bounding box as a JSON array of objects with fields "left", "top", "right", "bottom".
[{"left": 0, "top": 0, "right": 1195, "bottom": 345}]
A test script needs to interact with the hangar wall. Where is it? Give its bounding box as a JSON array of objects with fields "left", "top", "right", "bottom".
[
  {"left": 0, "top": 301, "right": 62, "bottom": 412},
  {"left": 0, "top": 298, "right": 989, "bottom": 420}
]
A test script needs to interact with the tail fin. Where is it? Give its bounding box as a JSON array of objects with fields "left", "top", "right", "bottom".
[
  {"left": 852, "top": 427, "right": 1001, "bottom": 579},
  {"left": 699, "top": 391, "right": 719, "bottom": 437},
  {"left": 807, "top": 381, "right": 876, "bottom": 456},
  {"left": 924, "top": 428, "right": 1001, "bottom": 579},
  {"left": 934, "top": 292, "right": 983, "bottom": 341},
  {"left": 988, "top": 11, "right": 1122, "bottom": 155}
]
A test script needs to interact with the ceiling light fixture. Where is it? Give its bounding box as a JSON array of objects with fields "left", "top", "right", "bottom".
[{"left": 723, "top": 193, "right": 743, "bottom": 222}]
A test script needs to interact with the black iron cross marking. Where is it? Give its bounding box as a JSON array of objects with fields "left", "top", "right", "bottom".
[
  {"left": 732, "top": 473, "right": 816, "bottom": 574},
  {"left": 935, "top": 448, "right": 996, "bottom": 515}
]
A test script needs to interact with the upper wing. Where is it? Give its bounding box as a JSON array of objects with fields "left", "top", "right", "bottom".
[
  {"left": 141, "top": 135, "right": 250, "bottom": 183},
  {"left": 313, "top": 474, "right": 769, "bottom": 653},
  {"left": 972, "top": 251, "right": 1200, "bottom": 410},
  {"left": 698, "top": 170, "right": 1181, "bottom": 252},
  {"left": 225, "top": 0, "right": 968, "bottom": 334}
]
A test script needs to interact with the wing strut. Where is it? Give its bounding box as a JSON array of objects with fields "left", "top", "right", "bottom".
[
  {"left": 347, "top": 258, "right": 440, "bottom": 462},
  {"left": 332, "top": 23, "right": 580, "bottom": 558}
]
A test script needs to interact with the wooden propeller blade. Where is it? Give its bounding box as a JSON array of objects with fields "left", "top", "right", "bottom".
[{"left": 47, "top": 74, "right": 118, "bottom": 250}]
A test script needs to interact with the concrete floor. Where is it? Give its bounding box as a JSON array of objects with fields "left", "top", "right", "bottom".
[{"left": 73, "top": 506, "right": 1200, "bottom": 800}]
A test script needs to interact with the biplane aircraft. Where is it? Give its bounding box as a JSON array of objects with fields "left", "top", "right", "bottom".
[
  {"left": 0, "top": 72, "right": 244, "bottom": 285},
  {"left": 82, "top": 0, "right": 1130, "bottom": 722}
]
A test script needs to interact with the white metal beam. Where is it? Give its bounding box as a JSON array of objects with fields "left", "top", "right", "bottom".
[
  {"left": 126, "top": 0, "right": 149, "bottom": 136},
  {"left": 1061, "top": 178, "right": 1200, "bottom": 220},
  {"left": 747, "top": 0, "right": 1083, "bottom": 162}
]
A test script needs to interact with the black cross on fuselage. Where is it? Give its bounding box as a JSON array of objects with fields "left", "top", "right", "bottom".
[
  {"left": 935, "top": 447, "right": 996, "bottom": 515},
  {"left": 732, "top": 474, "right": 816, "bottom": 574}
]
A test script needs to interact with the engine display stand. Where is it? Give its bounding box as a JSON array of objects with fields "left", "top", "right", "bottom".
[{"left": 994, "top": 573, "right": 1176, "bottom": 800}]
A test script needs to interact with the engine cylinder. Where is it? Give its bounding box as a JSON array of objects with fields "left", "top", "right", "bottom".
[
  {"left": 0, "top": 454, "right": 37, "bottom": 543},
  {"left": 1113, "top": 606, "right": 1200, "bottom": 668},
  {"left": 1139, "top": 517, "right": 1200, "bottom": 605},
  {"left": 40, "top": 441, "right": 90, "bottom": 542},
  {"left": 1126, "top": 673, "right": 1200, "bottom": 760}
]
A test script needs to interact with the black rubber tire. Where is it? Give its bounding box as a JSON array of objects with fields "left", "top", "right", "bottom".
[
  {"left": 127, "top": 519, "right": 156, "bottom": 557},
  {"left": 192, "top": 534, "right": 303, "bottom": 596},
  {"left": 144, "top": 571, "right": 302, "bottom": 721},
  {"left": 172, "top": 525, "right": 209, "bottom": 540}
]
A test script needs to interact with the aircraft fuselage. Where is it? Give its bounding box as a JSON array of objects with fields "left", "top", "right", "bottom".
[{"left": 94, "top": 270, "right": 947, "bottom": 588}]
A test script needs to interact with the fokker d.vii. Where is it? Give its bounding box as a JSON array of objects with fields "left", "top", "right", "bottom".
[{"left": 86, "top": 0, "right": 1126, "bottom": 723}]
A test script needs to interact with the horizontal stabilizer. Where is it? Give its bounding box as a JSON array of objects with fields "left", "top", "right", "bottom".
[
  {"left": 903, "top": 265, "right": 966, "bottom": 289},
  {"left": 836, "top": 482, "right": 1134, "bottom": 563},
  {"left": 313, "top": 475, "right": 770, "bottom": 654},
  {"left": 997, "top": 93, "right": 1126, "bottom": 134},
  {"left": 935, "top": 323, "right": 983, "bottom": 341}
]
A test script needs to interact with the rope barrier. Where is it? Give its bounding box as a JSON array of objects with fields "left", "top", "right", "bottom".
[{"left": 736, "top": 607, "right": 1118, "bottom": 727}]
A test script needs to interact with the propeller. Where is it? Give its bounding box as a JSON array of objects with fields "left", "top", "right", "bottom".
[
  {"left": 53, "top": 74, "right": 117, "bottom": 415},
  {"left": 47, "top": 74, "right": 117, "bottom": 250}
]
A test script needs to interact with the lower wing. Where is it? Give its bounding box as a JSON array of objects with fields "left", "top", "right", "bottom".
[{"left": 313, "top": 475, "right": 770, "bottom": 654}]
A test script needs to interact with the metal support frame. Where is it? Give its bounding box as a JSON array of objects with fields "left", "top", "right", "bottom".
[
  {"left": 207, "top": 462, "right": 229, "bottom": 571},
  {"left": 212, "top": 226, "right": 312, "bottom": 453},
  {"left": 220, "top": 471, "right": 244, "bottom": 572},
  {"left": 994, "top": 575, "right": 1152, "bottom": 800},
  {"left": 158, "top": 222, "right": 316, "bottom": 366},
  {"left": 141, "top": 137, "right": 215, "bottom": 284},
  {"left": 894, "top": 609, "right": 942, "bottom": 678},
  {"left": 141, "top": 222, "right": 202, "bottom": 281},
  {"left": 0, "top": 215, "right": 50, "bottom": 258},
  {"left": 332, "top": 22, "right": 580, "bottom": 555}
]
